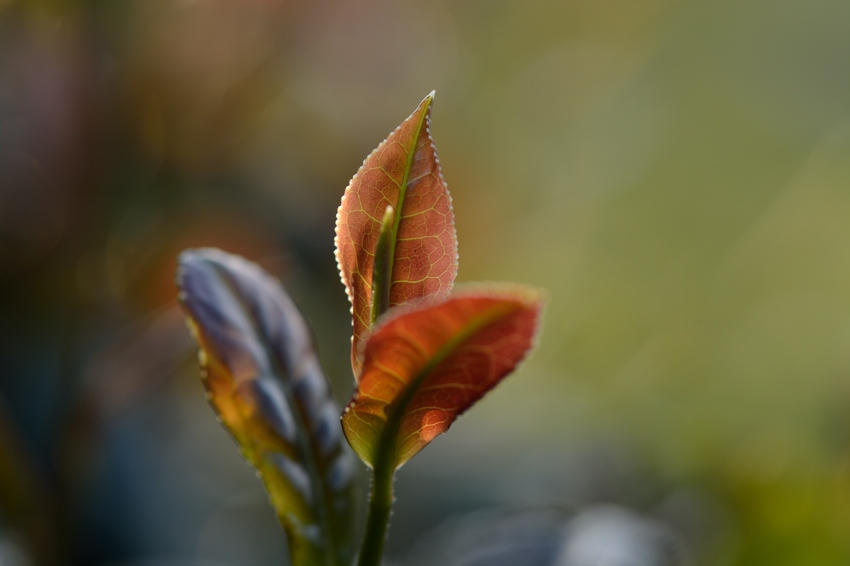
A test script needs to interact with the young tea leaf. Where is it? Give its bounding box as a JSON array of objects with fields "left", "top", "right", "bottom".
[
  {"left": 341, "top": 286, "right": 543, "bottom": 470},
  {"left": 177, "top": 249, "right": 356, "bottom": 566},
  {"left": 335, "top": 92, "right": 458, "bottom": 377}
]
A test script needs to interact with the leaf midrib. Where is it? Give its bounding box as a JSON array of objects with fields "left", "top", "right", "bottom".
[{"left": 380, "top": 95, "right": 433, "bottom": 319}]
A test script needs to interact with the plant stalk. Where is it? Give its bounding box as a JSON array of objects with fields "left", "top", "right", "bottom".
[{"left": 355, "top": 452, "right": 395, "bottom": 566}]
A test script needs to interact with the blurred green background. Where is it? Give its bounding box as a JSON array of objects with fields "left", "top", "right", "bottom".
[{"left": 1, "top": 0, "right": 850, "bottom": 564}]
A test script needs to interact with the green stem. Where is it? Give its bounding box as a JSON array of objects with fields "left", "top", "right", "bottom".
[{"left": 355, "top": 451, "right": 395, "bottom": 566}]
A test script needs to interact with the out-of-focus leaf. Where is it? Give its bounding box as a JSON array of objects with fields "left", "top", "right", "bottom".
[
  {"left": 554, "top": 506, "right": 689, "bottom": 566},
  {"left": 0, "top": 399, "right": 55, "bottom": 566},
  {"left": 405, "top": 507, "right": 570, "bottom": 566},
  {"left": 177, "top": 248, "right": 356, "bottom": 566},
  {"left": 405, "top": 505, "right": 690, "bottom": 566},
  {"left": 341, "top": 286, "right": 543, "bottom": 469},
  {"left": 335, "top": 92, "right": 458, "bottom": 377}
]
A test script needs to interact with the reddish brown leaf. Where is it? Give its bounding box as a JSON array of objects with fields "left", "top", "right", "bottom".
[
  {"left": 335, "top": 92, "right": 458, "bottom": 377},
  {"left": 341, "top": 286, "right": 543, "bottom": 469}
]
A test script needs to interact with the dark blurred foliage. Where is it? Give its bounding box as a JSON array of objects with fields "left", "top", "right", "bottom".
[{"left": 1, "top": 0, "right": 850, "bottom": 565}]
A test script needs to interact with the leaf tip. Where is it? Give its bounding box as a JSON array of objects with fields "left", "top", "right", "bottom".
[
  {"left": 382, "top": 204, "right": 395, "bottom": 224},
  {"left": 420, "top": 90, "right": 436, "bottom": 113}
]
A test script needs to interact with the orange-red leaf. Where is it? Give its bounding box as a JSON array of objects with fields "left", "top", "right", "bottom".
[
  {"left": 341, "top": 286, "right": 543, "bottom": 470},
  {"left": 335, "top": 92, "right": 458, "bottom": 377}
]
